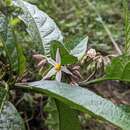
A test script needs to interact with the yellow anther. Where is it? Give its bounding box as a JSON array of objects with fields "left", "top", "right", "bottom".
[{"left": 55, "top": 64, "right": 61, "bottom": 72}]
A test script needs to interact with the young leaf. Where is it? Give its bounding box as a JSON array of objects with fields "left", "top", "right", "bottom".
[
  {"left": 51, "top": 41, "right": 77, "bottom": 65},
  {"left": 13, "top": 0, "right": 63, "bottom": 56},
  {"left": 70, "top": 36, "right": 88, "bottom": 60},
  {"left": 0, "top": 102, "right": 25, "bottom": 130},
  {"left": 105, "top": 55, "right": 130, "bottom": 82},
  {"left": 16, "top": 80, "right": 130, "bottom": 130}
]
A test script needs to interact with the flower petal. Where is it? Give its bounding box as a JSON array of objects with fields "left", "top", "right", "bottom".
[
  {"left": 61, "top": 66, "right": 72, "bottom": 75},
  {"left": 43, "top": 67, "right": 56, "bottom": 79},
  {"left": 56, "top": 71, "right": 62, "bottom": 81},
  {"left": 47, "top": 58, "right": 56, "bottom": 66},
  {"left": 56, "top": 48, "right": 61, "bottom": 64}
]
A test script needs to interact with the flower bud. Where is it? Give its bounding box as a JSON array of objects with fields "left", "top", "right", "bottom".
[{"left": 87, "top": 48, "right": 96, "bottom": 59}]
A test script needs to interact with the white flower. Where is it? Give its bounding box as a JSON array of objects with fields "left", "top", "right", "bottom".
[{"left": 43, "top": 48, "right": 72, "bottom": 81}]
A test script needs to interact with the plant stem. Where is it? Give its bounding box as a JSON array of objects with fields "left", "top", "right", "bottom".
[
  {"left": 0, "top": 82, "right": 9, "bottom": 113},
  {"left": 78, "top": 77, "right": 108, "bottom": 87}
]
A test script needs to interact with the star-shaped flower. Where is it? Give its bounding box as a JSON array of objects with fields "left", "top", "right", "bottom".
[{"left": 43, "top": 48, "right": 72, "bottom": 81}]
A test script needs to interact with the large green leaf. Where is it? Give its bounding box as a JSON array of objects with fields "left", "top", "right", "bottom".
[
  {"left": 105, "top": 55, "right": 130, "bottom": 82},
  {"left": 16, "top": 80, "right": 130, "bottom": 130},
  {"left": 50, "top": 41, "right": 77, "bottom": 65},
  {"left": 0, "top": 15, "right": 26, "bottom": 75},
  {"left": 70, "top": 37, "right": 88, "bottom": 60},
  {"left": 0, "top": 102, "right": 25, "bottom": 130},
  {"left": 13, "top": 0, "right": 63, "bottom": 56}
]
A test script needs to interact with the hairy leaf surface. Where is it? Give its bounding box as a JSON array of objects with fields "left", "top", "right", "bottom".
[
  {"left": 0, "top": 102, "right": 25, "bottom": 130},
  {"left": 17, "top": 80, "right": 130, "bottom": 130},
  {"left": 13, "top": 0, "right": 63, "bottom": 56}
]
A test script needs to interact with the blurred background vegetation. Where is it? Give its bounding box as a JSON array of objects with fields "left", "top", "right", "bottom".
[
  {"left": 7, "top": 0, "right": 124, "bottom": 130},
  {"left": 25, "top": 0, "right": 123, "bottom": 54}
]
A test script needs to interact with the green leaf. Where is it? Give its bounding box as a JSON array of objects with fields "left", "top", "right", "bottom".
[
  {"left": 44, "top": 98, "right": 81, "bottom": 130},
  {"left": 17, "top": 80, "right": 130, "bottom": 130},
  {"left": 51, "top": 41, "right": 77, "bottom": 65},
  {"left": 13, "top": 0, "right": 63, "bottom": 56},
  {"left": 65, "top": 36, "right": 84, "bottom": 51},
  {"left": 70, "top": 37, "right": 88, "bottom": 60},
  {"left": 105, "top": 55, "right": 130, "bottom": 82},
  {"left": 0, "top": 15, "right": 26, "bottom": 75},
  {"left": 0, "top": 102, "right": 25, "bottom": 130},
  {"left": 55, "top": 100, "right": 81, "bottom": 130}
]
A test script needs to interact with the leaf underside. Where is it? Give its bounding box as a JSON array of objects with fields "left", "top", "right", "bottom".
[
  {"left": 0, "top": 102, "right": 25, "bottom": 130},
  {"left": 18, "top": 80, "right": 130, "bottom": 130},
  {"left": 13, "top": 0, "right": 63, "bottom": 56}
]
